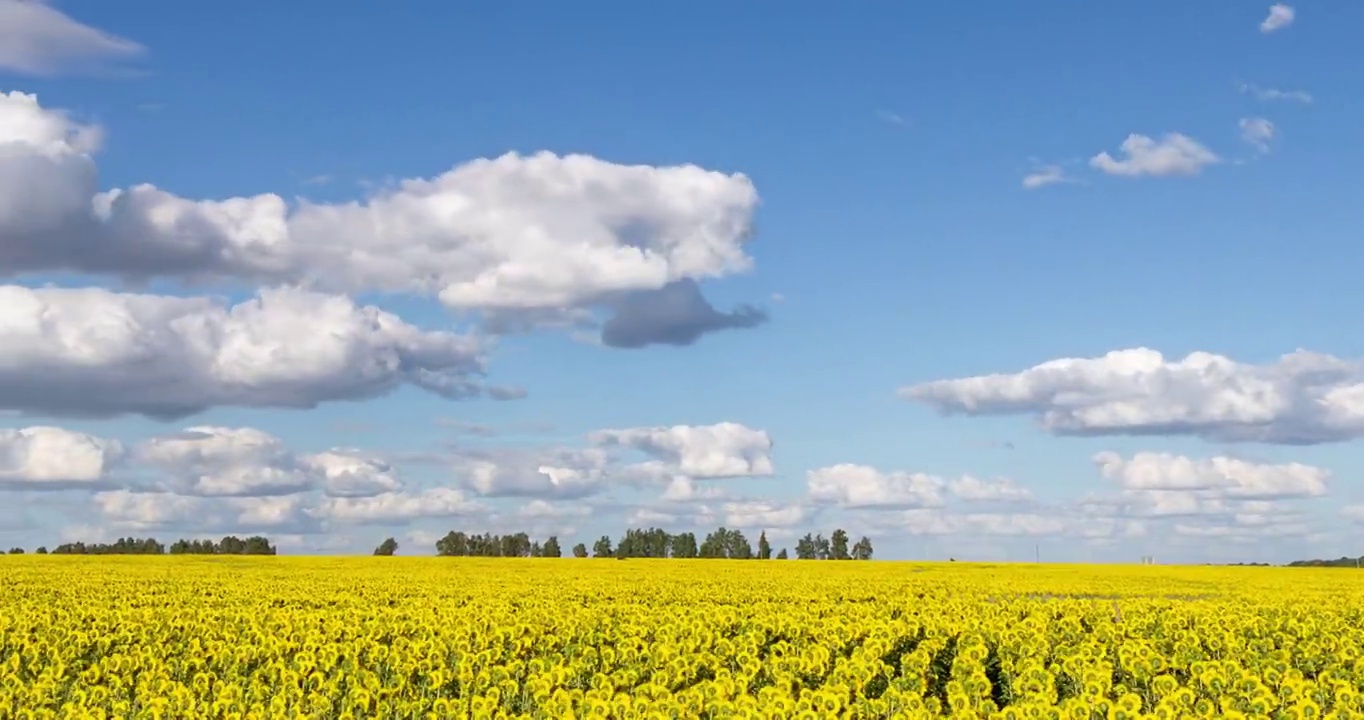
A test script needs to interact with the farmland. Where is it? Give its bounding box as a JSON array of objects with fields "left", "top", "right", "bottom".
[{"left": 2, "top": 557, "right": 1361, "bottom": 718}]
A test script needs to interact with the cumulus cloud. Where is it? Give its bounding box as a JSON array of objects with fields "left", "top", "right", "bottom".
[
  {"left": 137, "top": 426, "right": 402, "bottom": 498},
  {"left": 0, "top": 285, "right": 490, "bottom": 419},
  {"left": 460, "top": 447, "right": 611, "bottom": 499},
  {"left": 0, "top": 1, "right": 143, "bottom": 76},
  {"left": 1239, "top": 117, "right": 1276, "bottom": 153},
  {"left": 901, "top": 347, "right": 1364, "bottom": 444},
  {"left": 807, "top": 464, "right": 946, "bottom": 509},
  {"left": 599, "top": 279, "right": 768, "bottom": 349},
  {"left": 900, "top": 509, "right": 1067, "bottom": 537},
  {"left": 947, "top": 475, "right": 1034, "bottom": 502},
  {"left": 659, "top": 475, "right": 730, "bottom": 503},
  {"left": 1094, "top": 451, "right": 1328, "bottom": 500},
  {"left": 1089, "top": 133, "right": 1220, "bottom": 177},
  {"left": 807, "top": 464, "right": 1031, "bottom": 509},
  {"left": 307, "top": 488, "right": 483, "bottom": 525},
  {"left": 0, "top": 426, "right": 122, "bottom": 489},
  {"left": 1260, "top": 4, "right": 1295, "bottom": 33},
  {"left": 94, "top": 490, "right": 311, "bottom": 532},
  {"left": 720, "top": 500, "right": 807, "bottom": 529},
  {"left": 139, "top": 427, "right": 313, "bottom": 497},
  {"left": 304, "top": 450, "right": 402, "bottom": 497},
  {"left": 0, "top": 93, "right": 764, "bottom": 347},
  {"left": 590, "top": 422, "right": 774, "bottom": 478}
]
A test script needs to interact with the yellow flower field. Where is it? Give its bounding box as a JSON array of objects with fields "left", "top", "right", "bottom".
[{"left": 1, "top": 556, "right": 1361, "bottom": 719}]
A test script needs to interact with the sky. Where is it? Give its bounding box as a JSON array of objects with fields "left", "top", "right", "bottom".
[{"left": 1, "top": 0, "right": 1362, "bottom": 563}]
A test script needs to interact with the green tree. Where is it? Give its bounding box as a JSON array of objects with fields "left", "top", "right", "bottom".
[
  {"left": 543, "top": 536, "right": 562, "bottom": 558},
  {"left": 7, "top": 547, "right": 23, "bottom": 554},
  {"left": 242, "top": 536, "right": 277, "bottom": 555},
  {"left": 814, "top": 534, "right": 831, "bottom": 560},
  {"left": 671, "top": 532, "right": 698, "bottom": 559},
  {"left": 572, "top": 542, "right": 589, "bottom": 558},
  {"left": 795, "top": 534, "right": 816, "bottom": 560},
  {"left": 830, "top": 529, "right": 851, "bottom": 560},
  {"left": 852, "top": 536, "right": 874, "bottom": 560},
  {"left": 776, "top": 548, "right": 789, "bottom": 560},
  {"left": 699, "top": 527, "right": 754, "bottom": 559},
  {"left": 592, "top": 535, "right": 614, "bottom": 558},
  {"left": 757, "top": 531, "right": 772, "bottom": 560},
  {"left": 35, "top": 546, "right": 47, "bottom": 555},
  {"left": 373, "top": 537, "right": 399, "bottom": 556}
]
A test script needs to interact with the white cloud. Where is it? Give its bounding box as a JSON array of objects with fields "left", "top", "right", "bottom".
[
  {"left": 0, "top": 426, "right": 122, "bottom": 489},
  {"left": 139, "top": 426, "right": 313, "bottom": 497},
  {"left": 1239, "top": 83, "right": 1312, "bottom": 104},
  {"left": 0, "top": 93, "right": 764, "bottom": 347},
  {"left": 1089, "top": 133, "right": 1220, "bottom": 177},
  {"left": 590, "top": 422, "right": 774, "bottom": 478},
  {"left": 1239, "top": 117, "right": 1276, "bottom": 153},
  {"left": 0, "top": 1, "right": 143, "bottom": 76},
  {"left": 1021, "top": 165, "right": 1072, "bottom": 190},
  {"left": 136, "top": 426, "right": 402, "bottom": 499},
  {"left": 902, "top": 347, "right": 1364, "bottom": 444},
  {"left": 93, "top": 490, "right": 309, "bottom": 531},
  {"left": 461, "top": 448, "right": 611, "bottom": 499},
  {"left": 807, "top": 464, "right": 1032, "bottom": 509},
  {"left": 659, "top": 475, "right": 730, "bottom": 502},
  {"left": 1094, "top": 451, "right": 1328, "bottom": 499},
  {"left": 807, "top": 464, "right": 946, "bottom": 509},
  {"left": 0, "top": 285, "right": 489, "bottom": 419},
  {"left": 948, "top": 475, "right": 1033, "bottom": 502},
  {"left": 1260, "top": 4, "right": 1295, "bottom": 33},
  {"left": 304, "top": 450, "right": 402, "bottom": 498},
  {"left": 308, "top": 488, "right": 483, "bottom": 525},
  {"left": 900, "top": 509, "right": 1067, "bottom": 537},
  {"left": 720, "top": 501, "right": 807, "bottom": 529}
]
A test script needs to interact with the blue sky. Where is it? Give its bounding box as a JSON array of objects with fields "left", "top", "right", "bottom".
[{"left": 1, "top": 0, "right": 1361, "bottom": 562}]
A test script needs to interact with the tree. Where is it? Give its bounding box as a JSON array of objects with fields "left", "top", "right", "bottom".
[
  {"left": 699, "top": 527, "right": 754, "bottom": 559},
  {"left": 617, "top": 528, "right": 673, "bottom": 558},
  {"left": 852, "top": 536, "right": 874, "bottom": 560},
  {"left": 373, "top": 537, "right": 399, "bottom": 556},
  {"left": 592, "top": 535, "right": 614, "bottom": 558},
  {"left": 543, "top": 536, "right": 562, "bottom": 558},
  {"left": 435, "top": 531, "right": 470, "bottom": 556},
  {"left": 35, "top": 546, "right": 47, "bottom": 555},
  {"left": 776, "top": 548, "right": 789, "bottom": 560},
  {"left": 671, "top": 532, "right": 698, "bottom": 559},
  {"left": 242, "top": 536, "right": 277, "bottom": 555},
  {"left": 814, "top": 534, "right": 831, "bottom": 560},
  {"left": 572, "top": 542, "right": 589, "bottom": 558},
  {"left": 757, "top": 531, "right": 772, "bottom": 560},
  {"left": 7, "top": 548, "right": 23, "bottom": 554},
  {"left": 218, "top": 536, "right": 246, "bottom": 554},
  {"left": 795, "top": 534, "right": 816, "bottom": 560},
  {"left": 830, "top": 529, "right": 851, "bottom": 560}
]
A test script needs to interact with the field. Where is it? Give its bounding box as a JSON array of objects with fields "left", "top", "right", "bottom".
[{"left": 2, "top": 558, "right": 1362, "bottom": 719}]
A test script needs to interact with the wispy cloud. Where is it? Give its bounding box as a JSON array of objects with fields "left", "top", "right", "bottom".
[
  {"left": 1260, "top": 4, "right": 1295, "bottom": 33},
  {"left": 876, "top": 110, "right": 908, "bottom": 127},
  {"left": 1238, "top": 82, "right": 1312, "bottom": 104},
  {"left": 1239, "top": 117, "right": 1276, "bottom": 153},
  {"left": 1021, "top": 164, "right": 1074, "bottom": 190},
  {"left": 301, "top": 174, "right": 335, "bottom": 186},
  {"left": 0, "top": 0, "right": 145, "bottom": 76}
]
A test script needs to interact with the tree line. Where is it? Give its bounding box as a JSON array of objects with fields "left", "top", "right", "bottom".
[
  {"left": 419, "top": 526, "right": 873, "bottom": 560},
  {"left": 7, "top": 526, "right": 877, "bottom": 560},
  {"left": 2, "top": 535, "right": 279, "bottom": 556}
]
